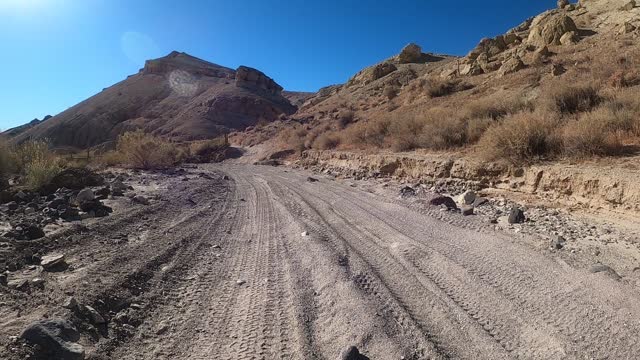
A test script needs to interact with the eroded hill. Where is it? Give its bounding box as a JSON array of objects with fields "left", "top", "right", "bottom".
[{"left": 7, "top": 52, "right": 297, "bottom": 150}]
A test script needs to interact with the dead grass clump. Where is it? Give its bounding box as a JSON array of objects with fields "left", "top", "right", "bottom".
[
  {"left": 544, "top": 82, "right": 602, "bottom": 114},
  {"left": 115, "top": 130, "right": 182, "bottom": 169},
  {"left": 2, "top": 140, "right": 64, "bottom": 189},
  {"left": 0, "top": 139, "right": 15, "bottom": 182},
  {"left": 342, "top": 118, "right": 391, "bottom": 148},
  {"left": 337, "top": 110, "right": 355, "bottom": 128},
  {"left": 383, "top": 86, "right": 399, "bottom": 100},
  {"left": 465, "top": 117, "right": 495, "bottom": 144},
  {"left": 187, "top": 137, "right": 229, "bottom": 163},
  {"left": 462, "top": 95, "right": 532, "bottom": 120},
  {"left": 479, "top": 111, "right": 561, "bottom": 162},
  {"left": 422, "top": 77, "right": 473, "bottom": 98},
  {"left": 562, "top": 110, "right": 622, "bottom": 157},
  {"left": 277, "top": 126, "right": 307, "bottom": 154},
  {"left": 312, "top": 132, "right": 341, "bottom": 150}
]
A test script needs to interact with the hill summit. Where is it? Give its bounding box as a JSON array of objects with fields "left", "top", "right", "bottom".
[{"left": 8, "top": 51, "right": 297, "bottom": 149}]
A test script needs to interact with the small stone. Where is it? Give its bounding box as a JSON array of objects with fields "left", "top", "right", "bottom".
[
  {"left": 0, "top": 273, "right": 7, "bottom": 286},
  {"left": 339, "top": 345, "right": 361, "bottom": 360},
  {"left": 83, "top": 305, "right": 106, "bottom": 324},
  {"left": 461, "top": 206, "right": 474, "bottom": 216},
  {"left": 8, "top": 279, "right": 29, "bottom": 291},
  {"left": 508, "top": 208, "right": 525, "bottom": 224},
  {"left": 31, "top": 278, "right": 45, "bottom": 288},
  {"left": 458, "top": 190, "right": 476, "bottom": 205},
  {"left": 429, "top": 195, "right": 458, "bottom": 210},
  {"left": 301, "top": 231, "right": 309, "bottom": 237},
  {"left": 307, "top": 177, "right": 319, "bottom": 183},
  {"left": 41, "top": 254, "right": 66, "bottom": 271},
  {"left": 551, "top": 235, "right": 566, "bottom": 250},
  {"left": 400, "top": 186, "right": 416, "bottom": 197},
  {"left": 132, "top": 195, "right": 150, "bottom": 205},
  {"left": 63, "top": 297, "right": 78, "bottom": 310},
  {"left": 156, "top": 321, "right": 169, "bottom": 335},
  {"left": 472, "top": 197, "right": 488, "bottom": 207},
  {"left": 236, "top": 280, "right": 246, "bottom": 286},
  {"left": 75, "top": 188, "right": 95, "bottom": 204}
]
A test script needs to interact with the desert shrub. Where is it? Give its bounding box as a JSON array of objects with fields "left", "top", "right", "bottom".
[
  {"left": 342, "top": 118, "right": 391, "bottom": 148},
  {"left": 383, "top": 86, "right": 399, "bottom": 100},
  {"left": 543, "top": 83, "right": 602, "bottom": 114},
  {"left": 337, "top": 110, "right": 355, "bottom": 128},
  {"left": 562, "top": 111, "right": 622, "bottom": 157},
  {"left": 24, "top": 156, "right": 63, "bottom": 190},
  {"left": 465, "top": 117, "right": 495, "bottom": 143},
  {"left": 462, "top": 95, "right": 532, "bottom": 120},
  {"left": 0, "top": 139, "right": 16, "bottom": 182},
  {"left": 312, "top": 132, "right": 341, "bottom": 150},
  {"left": 479, "top": 111, "right": 561, "bottom": 162},
  {"left": 422, "top": 77, "right": 472, "bottom": 98},
  {"left": 276, "top": 126, "right": 307, "bottom": 153},
  {"left": 187, "top": 137, "right": 229, "bottom": 163},
  {"left": 116, "top": 130, "right": 182, "bottom": 169}
]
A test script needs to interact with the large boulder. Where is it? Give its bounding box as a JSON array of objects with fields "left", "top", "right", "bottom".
[
  {"left": 467, "top": 36, "right": 508, "bottom": 60},
  {"left": 499, "top": 56, "right": 526, "bottom": 76},
  {"left": 528, "top": 14, "right": 578, "bottom": 47},
  {"left": 398, "top": 43, "right": 423, "bottom": 63},
  {"left": 20, "top": 319, "right": 85, "bottom": 360}
]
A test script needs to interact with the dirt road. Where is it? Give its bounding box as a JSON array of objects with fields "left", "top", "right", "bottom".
[{"left": 3, "top": 164, "right": 640, "bottom": 359}]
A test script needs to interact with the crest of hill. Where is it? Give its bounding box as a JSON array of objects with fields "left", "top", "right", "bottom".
[{"left": 6, "top": 51, "right": 297, "bottom": 150}]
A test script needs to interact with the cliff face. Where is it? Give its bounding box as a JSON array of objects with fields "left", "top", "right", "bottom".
[{"left": 7, "top": 52, "right": 296, "bottom": 149}]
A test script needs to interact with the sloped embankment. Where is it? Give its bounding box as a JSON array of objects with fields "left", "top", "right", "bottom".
[{"left": 300, "top": 150, "right": 640, "bottom": 214}]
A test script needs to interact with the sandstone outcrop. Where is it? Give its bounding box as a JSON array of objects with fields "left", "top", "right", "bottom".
[{"left": 235, "top": 66, "right": 284, "bottom": 96}]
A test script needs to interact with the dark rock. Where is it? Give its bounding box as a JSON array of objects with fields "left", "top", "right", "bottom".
[
  {"left": 132, "top": 195, "right": 150, "bottom": 205},
  {"left": 7, "top": 201, "right": 19, "bottom": 211},
  {"left": 9, "top": 223, "right": 45, "bottom": 241},
  {"left": 95, "top": 186, "right": 111, "bottom": 200},
  {"left": 41, "top": 254, "right": 66, "bottom": 271},
  {"left": 508, "top": 208, "right": 525, "bottom": 224},
  {"left": 472, "top": 197, "right": 489, "bottom": 207},
  {"left": 400, "top": 186, "right": 416, "bottom": 197},
  {"left": 20, "top": 319, "right": 85, "bottom": 360},
  {"left": 83, "top": 305, "right": 106, "bottom": 325},
  {"left": 429, "top": 195, "right": 458, "bottom": 210},
  {"left": 41, "top": 168, "right": 104, "bottom": 194},
  {"left": 79, "top": 200, "right": 112, "bottom": 217},
  {"left": 551, "top": 235, "right": 566, "bottom": 250},
  {"left": 8, "top": 279, "right": 30, "bottom": 291},
  {"left": 60, "top": 208, "right": 81, "bottom": 222},
  {"left": 0, "top": 273, "right": 7, "bottom": 286},
  {"left": 339, "top": 345, "right": 369, "bottom": 360},
  {"left": 461, "top": 206, "right": 474, "bottom": 216},
  {"left": 307, "top": 177, "right": 319, "bottom": 183}
]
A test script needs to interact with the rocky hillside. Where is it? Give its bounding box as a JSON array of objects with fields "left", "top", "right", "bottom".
[
  {"left": 6, "top": 52, "right": 297, "bottom": 149},
  {"left": 253, "top": 0, "right": 640, "bottom": 164}
]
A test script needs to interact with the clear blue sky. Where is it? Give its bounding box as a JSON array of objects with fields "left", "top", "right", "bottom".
[{"left": 0, "top": 0, "right": 556, "bottom": 129}]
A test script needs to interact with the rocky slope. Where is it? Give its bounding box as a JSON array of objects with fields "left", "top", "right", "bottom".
[{"left": 6, "top": 52, "right": 297, "bottom": 149}]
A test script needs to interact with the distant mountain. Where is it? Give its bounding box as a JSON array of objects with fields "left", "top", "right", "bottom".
[{"left": 5, "top": 51, "right": 298, "bottom": 149}]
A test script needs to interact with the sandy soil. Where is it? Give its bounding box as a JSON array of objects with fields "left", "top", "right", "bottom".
[{"left": 2, "top": 164, "right": 640, "bottom": 359}]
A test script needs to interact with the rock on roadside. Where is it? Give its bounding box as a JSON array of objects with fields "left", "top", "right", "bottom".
[{"left": 20, "top": 319, "right": 85, "bottom": 360}]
